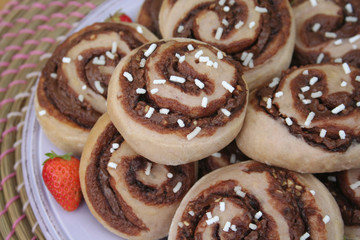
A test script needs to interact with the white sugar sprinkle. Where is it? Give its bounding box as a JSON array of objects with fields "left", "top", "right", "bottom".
[
  {"left": 50, "top": 73, "right": 57, "bottom": 79},
  {"left": 275, "top": 91, "right": 283, "bottom": 98},
  {"left": 218, "top": 0, "right": 226, "bottom": 6},
  {"left": 255, "top": 6, "right": 268, "bottom": 13},
  {"left": 231, "top": 225, "right": 237, "bottom": 232},
  {"left": 195, "top": 50, "right": 204, "bottom": 59},
  {"left": 302, "top": 99, "right": 312, "bottom": 105},
  {"left": 123, "top": 72, "right": 133, "bottom": 82},
  {"left": 309, "top": 0, "right": 317, "bottom": 7},
  {"left": 213, "top": 62, "right": 219, "bottom": 68},
  {"left": 241, "top": 52, "right": 248, "bottom": 61},
  {"left": 298, "top": 93, "right": 305, "bottom": 100},
  {"left": 349, "top": 34, "right": 360, "bottom": 43},
  {"left": 230, "top": 154, "right": 236, "bottom": 163},
  {"left": 223, "top": 6, "right": 230, "bottom": 12},
  {"left": 266, "top": 98, "right": 272, "bottom": 109},
  {"left": 234, "top": 186, "right": 246, "bottom": 198},
  {"left": 151, "top": 88, "right": 159, "bottom": 94},
  {"left": 112, "top": 143, "right": 119, "bottom": 149},
  {"left": 331, "top": 104, "right": 345, "bottom": 114},
  {"left": 320, "top": 129, "right": 327, "bottom": 138},
  {"left": 325, "top": 32, "right": 337, "bottom": 38},
  {"left": 167, "top": 173, "right": 173, "bottom": 178},
  {"left": 255, "top": 211, "right": 263, "bottom": 220},
  {"left": 78, "top": 95, "right": 84, "bottom": 102},
  {"left": 201, "top": 97, "right": 208, "bottom": 108},
  {"left": 173, "top": 182, "right": 182, "bottom": 193},
  {"left": 187, "top": 44, "right": 194, "bottom": 51},
  {"left": 345, "top": 3, "right": 353, "bottom": 13},
  {"left": 199, "top": 56, "right": 210, "bottom": 63},
  {"left": 136, "top": 25, "right": 143, "bottom": 34},
  {"left": 179, "top": 55, "right": 186, "bottom": 63},
  {"left": 310, "top": 190, "right": 316, "bottom": 195},
  {"left": 221, "top": 108, "right": 231, "bottom": 117},
  {"left": 339, "top": 130, "right": 346, "bottom": 139},
  {"left": 249, "top": 60, "right": 254, "bottom": 68},
  {"left": 215, "top": 27, "right": 224, "bottom": 40},
  {"left": 195, "top": 79, "right": 205, "bottom": 89},
  {"left": 328, "top": 176, "right": 336, "bottom": 182},
  {"left": 175, "top": 53, "right": 181, "bottom": 59},
  {"left": 342, "top": 62, "right": 351, "bottom": 74},
  {"left": 350, "top": 181, "right": 360, "bottom": 190},
  {"left": 316, "top": 53, "right": 324, "bottom": 64},
  {"left": 346, "top": 16, "right": 358, "bottom": 22},
  {"left": 62, "top": 57, "right": 71, "bottom": 63},
  {"left": 356, "top": 76, "right": 360, "bottom": 82},
  {"left": 303, "top": 70, "right": 309, "bottom": 75},
  {"left": 243, "top": 52, "right": 254, "bottom": 66},
  {"left": 177, "top": 119, "right": 185, "bottom": 128},
  {"left": 249, "top": 223, "right": 257, "bottom": 230},
  {"left": 357, "top": 101, "right": 360, "bottom": 107},
  {"left": 285, "top": 117, "right": 293, "bottom": 126},
  {"left": 170, "top": 75, "right": 186, "bottom": 83},
  {"left": 334, "top": 39, "right": 343, "bottom": 45},
  {"left": 206, "top": 216, "right": 219, "bottom": 225},
  {"left": 222, "top": 18, "right": 229, "bottom": 26},
  {"left": 223, "top": 221, "right": 231, "bottom": 232},
  {"left": 235, "top": 20, "right": 244, "bottom": 29},
  {"left": 207, "top": 60, "right": 214, "bottom": 67},
  {"left": 145, "top": 107, "right": 155, "bottom": 118},
  {"left": 188, "top": 211, "right": 195, "bottom": 216},
  {"left": 220, "top": 202, "right": 225, "bottom": 212},
  {"left": 178, "top": 222, "right": 184, "bottom": 228},
  {"left": 39, "top": 110, "right": 46, "bottom": 116},
  {"left": 160, "top": 108, "right": 170, "bottom": 114},
  {"left": 217, "top": 51, "right": 224, "bottom": 59},
  {"left": 212, "top": 152, "right": 222, "bottom": 158},
  {"left": 110, "top": 148, "right": 115, "bottom": 153},
  {"left": 311, "top": 91, "right": 323, "bottom": 98},
  {"left": 82, "top": 85, "right": 87, "bottom": 90},
  {"left": 106, "top": 51, "right": 115, "bottom": 60},
  {"left": 77, "top": 55, "right": 83, "bottom": 61},
  {"left": 269, "top": 77, "right": 280, "bottom": 88},
  {"left": 107, "top": 162, "right": 118, "bottom": 169},
  {"left": 177, "top": 25, "right": 184, "bottom": 33},
  {"left": 144, "top": 43, "right": 157, "bottom": 57},
  {"left": 312, "top": 23, "right": 321, "bottom": 32},
  {"left": 187, "top": 127, "right": 201, "bottom": 140},
  {"left": 206, "top": 212, "right": 212, "bottom": 219},
  {"left": 222, "top": 81, "right": 235, "bottom": 93},
  {"left": 229, "top": 0, "right": 235, "bottom": 5},
  {"left": 153, "top": 79, "right": 166, "bottom": 84},
  {"left": 300, "top": 232, "right": 310, "bottom": 240},
  {"left": 111, "top": 42, "right": 117, "bottom": 54},
  {"left": 249, "top": 21, "right": 256, "bottom": 29},
  {"left": 304, "top": 112, "right": 315, "bottom": 127},
  {"left": 309, "top": 77, "right": 318, "bottom": 85},
  {"left": 94, "top": 81, "right": 105, "bottom": 94},
  {"left": 301, "top": 86, "right": 310, "bottom": 92},
  {"left": 341, "top": 81, "right": 347, "bottom": 87},
  {"left": 145, "top": 162, "right": 152, "bottom": 175},
  {"left": 140, "top": 58, "right": 146, "bottom": 68},
  {"left": 323, "top": 215, "right": 330, "bottom": 224},
  {"left": 136, "top": 88, "right": 146, "bottom": 94},
  {"left": 334, "top": 58, "right": 343, "bottom": 63}
]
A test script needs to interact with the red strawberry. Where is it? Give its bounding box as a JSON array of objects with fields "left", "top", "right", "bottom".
[
  {"left": 42, "top": 151, "right": 82, "bottom": 211},
  {"left": 107, "top": 11, "right": 132, "bottom": 23}
]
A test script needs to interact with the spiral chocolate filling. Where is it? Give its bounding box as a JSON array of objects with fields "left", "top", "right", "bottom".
[
  {"left": 118, "top": 41, "right": 247, "bottom": 137},
  {"left": 317, "top": 172, "right": 360, "bottom": 226},
  {"left": 172, "top": 0, "right": 287, "bottom": 64},
  {"left": 176, "top": 163, "right": 319, "bottom": 239},
  {"left": 256, "top": 67, "right": 360, "bottom": 152},
  {"left": 39, "top": 23, "right": 146, "bottom": 128}
]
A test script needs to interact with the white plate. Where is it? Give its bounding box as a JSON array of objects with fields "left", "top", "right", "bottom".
[{"left": 22, "top": 0, "right": 144, "bottom": 239}]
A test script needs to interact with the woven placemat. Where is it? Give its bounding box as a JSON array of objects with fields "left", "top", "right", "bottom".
[{"left": 0, "top": 1, "right": 105, "bottom": 239}]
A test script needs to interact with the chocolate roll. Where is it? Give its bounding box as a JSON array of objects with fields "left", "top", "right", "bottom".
[
  {"left": 168, "top": 161, "right": 343, "bottom": 240},
  {"left": 137, "top": 0, "right": 164, "bottom": 38},
  {"left": 236, "top": 63, "right": 360, "bottom": 173},
  {"left": 292, "top": 0, "right": 360, "bottom": 67},
  {"left": 107, "top": 38, "right": 248, "bottom": 165},
  {"left": 80, "top": 113, "right": 197, "bottom": 240},
  {"left": 317, "top": 169, "right": 360, "bottom": 240},
  {"left": 35, "top": 22, "right": 158, "bottom": 155},
  {"left": 159, "top": 0, "right": 295, "bottom": 90}
]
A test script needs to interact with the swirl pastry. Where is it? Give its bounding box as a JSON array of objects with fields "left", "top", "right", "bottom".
[
  {"left": 317, "top": 169, "right": 360, "bottom": 240},
  {"left": 236, "top": 63, "right": 360, "bottom": 173},
  {"left": 198, "top": 140, "right": 248, "bottom": 177},
  {"left": 137, "top": 0, "right": 164, "bottom": 38},
  {"left": 107, "top": 38, "right": 248, "bottom": 165},
  {"left": 79, "top": 113, "right": 197, "bottom": 240},
  {"left": 158, "top": 0, "right": 295, "bottom": 90},
  {"left": 292, "top": 0, "right": 360, "bottom": 67},
  {"left": 168, "top": 161, "right": 343, "bottom": 240},
  {"left": 35, "top": 22, "right": 158, "bottom": 155}
]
